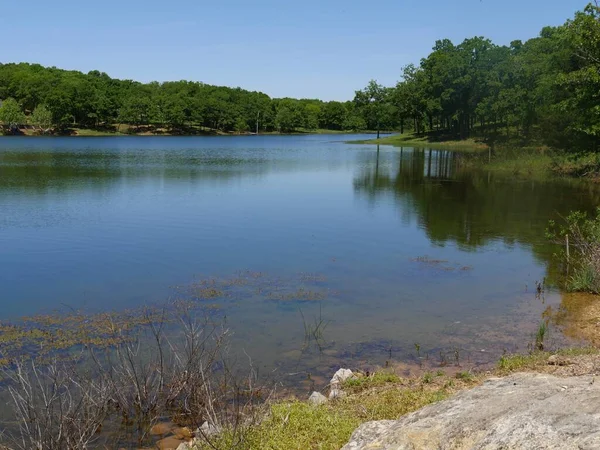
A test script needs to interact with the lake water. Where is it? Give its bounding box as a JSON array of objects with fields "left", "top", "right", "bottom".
[{"left": 1, "top": 134, "right": 597, "bottom": 387}]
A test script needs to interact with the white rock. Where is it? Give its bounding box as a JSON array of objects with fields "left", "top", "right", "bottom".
[
  {"left": 329, "top": 386, "right": 346, "bottom": 399},
  {"left": 308, "top": 391, "right": 328, "bottom": 405},
  {"left": 342, "top": 373, "right": 600, "bottom": 449},
  {"left": 329, "top": 368, "right": 354, "bottom": 399},
  {"left": 196, "top": 421, "right": 220, "bottom": 437},
  {"left": 330, "top": 368, "right": 354, "bottom": 385}
]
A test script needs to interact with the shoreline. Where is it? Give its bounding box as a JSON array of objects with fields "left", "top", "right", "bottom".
[
  {"left": 351, "top": 133, "right": 600, "bottom": 181},
  {"left": 1, "top": 128, "right": 394, "bottom": 138}
]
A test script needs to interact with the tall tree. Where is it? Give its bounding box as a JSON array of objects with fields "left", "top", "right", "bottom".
[{"left": 354, "top": 80, "right": 390, "bottom": 138}]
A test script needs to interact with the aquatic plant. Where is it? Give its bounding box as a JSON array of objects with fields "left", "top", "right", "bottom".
[
  {"left": 535, "top": 321, "right": 549, "bottom": 351},
  {"left": 299, "top": 303, "right": 330, "bottom": 352}
]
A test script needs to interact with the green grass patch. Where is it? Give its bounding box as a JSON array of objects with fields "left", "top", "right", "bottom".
[
  {"left": 568, "top": 264, "right": 600, "bottom": 293},
  {"left": 455, "top": 371, "right": 475, "bottom": 382},
  {"left": 349, "top": 132, "right": 488, "bottom": 152},
  {"left": 201, "top": 381, "right": 447, "bottom": 449},
  {"left": 342, "top": 371, "right": 402, "bottom": 392},
  {"left": 73, "top": 128, "right": 126, "bottom": 136}
]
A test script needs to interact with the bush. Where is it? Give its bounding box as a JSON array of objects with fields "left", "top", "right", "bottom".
[{"left": 547, "top": 208, "right": 600, "bottom": 293}]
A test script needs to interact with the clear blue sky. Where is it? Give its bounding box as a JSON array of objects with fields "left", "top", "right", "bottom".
[{"left": 1, "top": 0, "right": 586, "bottom": 101}]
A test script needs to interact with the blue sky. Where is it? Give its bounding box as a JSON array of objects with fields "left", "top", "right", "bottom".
[{"left": 1, "top": 0, "right": 586, "bottom": 100}]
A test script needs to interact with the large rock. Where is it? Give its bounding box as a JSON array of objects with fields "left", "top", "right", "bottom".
[{"left": 342, "top": 373, "right": 600, "bottom": 449}]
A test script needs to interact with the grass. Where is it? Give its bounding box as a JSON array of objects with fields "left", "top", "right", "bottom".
[
  {"left": 348, "top": 131, "right": 488, "bottom": 151},
  {"left": 72, "top": 128, "right": 126, "bottom": 136},
  {"left": 497, "top": 347, "right": 599, "bottom": 373},
  {"left": 535, "top": 321, "right": 549, "bottom": 351},
  {"left": 201, "top": 377, "right": 448, "bottom": 450},
  {"left": 568, "top": 265, "right": 600, "bottom": 293}
]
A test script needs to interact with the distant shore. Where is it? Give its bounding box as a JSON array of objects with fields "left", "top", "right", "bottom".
[{"left": 2, "top": 126, "right": 394, "bottom": 138}]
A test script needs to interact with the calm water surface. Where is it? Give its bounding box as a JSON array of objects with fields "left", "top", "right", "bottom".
[{"left": 1, "top": 135, "right": 597, "bottom": 384}]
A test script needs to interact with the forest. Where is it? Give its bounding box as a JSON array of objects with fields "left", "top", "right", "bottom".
[{"left": 0, "top": 3, "right": 599, "bottom": 153}]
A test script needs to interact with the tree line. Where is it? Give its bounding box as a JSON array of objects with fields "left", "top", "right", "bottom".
[
  {"left": 1, "top": 3, "right": 599, "bottom": 150},
  {"left": 0, "top": 64, "right": 368, "bottom": 134},
  {"left": 359, "top": 3, "right": 600, "bottom": 153}
]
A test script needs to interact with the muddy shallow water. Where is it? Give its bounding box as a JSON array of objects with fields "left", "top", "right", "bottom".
[{"left": 1, "top": 135, "right": 598, "bottom": 390}]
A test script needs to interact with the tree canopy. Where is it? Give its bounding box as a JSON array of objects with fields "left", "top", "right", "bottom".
[
  {"left": 0, "top": 64, "right": 366, "bottom": 134},
  {"left": 385, "top": 3, "right": 600, "bottom": 152}
]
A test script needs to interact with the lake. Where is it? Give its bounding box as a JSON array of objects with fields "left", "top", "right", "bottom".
[{"left": 0, "top": 134, "right": 597, "bottom": 387}]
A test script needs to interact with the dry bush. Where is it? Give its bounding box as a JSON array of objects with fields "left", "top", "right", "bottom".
[
  {"left": 3, "top": 359, "right": 110, "bottom": 450},
  {"left": 1, "top": 305, "right": 272, "bottom": 449}
]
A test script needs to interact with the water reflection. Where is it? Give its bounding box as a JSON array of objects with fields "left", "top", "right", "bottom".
[{"left": 354, "top": 146, "right": 599, "bottom": 267}]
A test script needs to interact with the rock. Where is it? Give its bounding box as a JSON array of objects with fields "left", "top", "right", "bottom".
[
  {"left": 331, "top": 368, "right": 354, "bottom": 384},
  {"left": 172, "top": 426, "right": 193, "bottom": 440},
  {"left": 308, "top": 391, "right": 328, "bottom": 405},
  {"left": 150, "top": 422, "right": 173, "bottom": 436},
  {"left": 196, "top": 421, "right": 220, "bottom": 437},
  {"left": 176, "top": 443, "right": 192, "bottom": 450},
  {"left": 329, "top": 368, "right": 354, "bottom": 399},
  {"left": 329, "top": 386, "right": 346, "bottom": 399},
  {"left": 548, "top": 354, "right": 572, "bottom": 366},
  {"left": 342, "top": 372, "right": 600, "bottom": 450},
  {"left": 156, "top": 436, "right": 184, "bottom": 450}
]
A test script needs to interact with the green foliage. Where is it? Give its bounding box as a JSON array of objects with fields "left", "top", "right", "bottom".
[
  {"left": 203, "top": 384, "right": 447, "bottom": 450},
  {"left": 455, "top": 371, "right": 475, "bottom": 382},
  {"left": 547, "top": 208, "right": 600, "bottom": 293},
  {"left": 0, "top": 63, "right": 370, "bottom": 134},
  {"left": 31, "top": 104, "right": 53, "bottom": 131},
  {"left": 568, "top": 264, "right": 599, "bottom": 292},
  {"left": 0, "top": 97, "right": 26, "bottom": 128},
  {"left": 381, "top": 4, "right": 600, "bottom": 153},
  {"left": 353, "top": 80, "right": 396, "bottom": 136},
  {"left": 342, "top": 372, "right": 402, "bottom": 392},
  {"left": 535, "top": 321, "right": 549, "bottom": 351}
]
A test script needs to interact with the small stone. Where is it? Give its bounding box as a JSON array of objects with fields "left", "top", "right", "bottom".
[
  {"left": 150, "top": 423, "right": 173, "bottom": 436},
  {"left": 308, "top": 391, "right": 328, "bottom": 405},
  {"left": 329, "top": 386, "right": 347, "bottom": 400}
]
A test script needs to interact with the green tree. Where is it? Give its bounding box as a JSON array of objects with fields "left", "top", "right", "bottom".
[
  {"left": 354, "top": 80, "right": 392, "bottom": 138},
  {"left": 31, "top": 104, "right": 53, "bottom": 132},
  {"left": 0, "top": 98, "right": 26, "bottom": 132}
]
